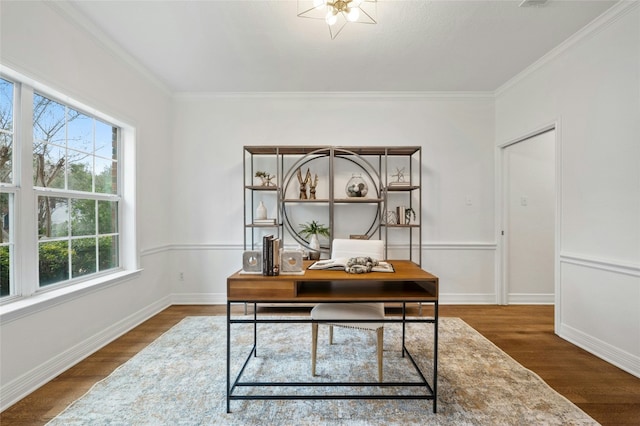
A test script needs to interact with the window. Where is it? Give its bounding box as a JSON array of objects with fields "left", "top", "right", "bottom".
[
  {"left": 0, "top": 67, "right": 135, "bottom": 305},
  {"left": 0, "top": 78, "right": 14, "bottom": 297},
  {"left": 33, "top": 93, "right": 120, "bottom": 287}
]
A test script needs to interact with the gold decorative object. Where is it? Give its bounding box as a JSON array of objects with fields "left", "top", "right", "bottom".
[
  {"left": 309, "top": 173, "right": 319, "bottom": 199},
  {"left": 297, "top": 167, "right": 312, "bottom": 199}
]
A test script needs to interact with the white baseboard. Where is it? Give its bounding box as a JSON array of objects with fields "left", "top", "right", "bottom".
[
  {"left": 507, "top": 293, "right": 555, "bottom": 304},
  {"left": 170, "top": 293, "right": 226, "bottom": 305},
  {"left": 559, "top": 322, "right": 640, "bottom": 378},
  {"left": 437, "top": 293, "right": 497, "bottom": 304},
  {"left": 0, "top": 296, "right": 172, "bottom": 412}
]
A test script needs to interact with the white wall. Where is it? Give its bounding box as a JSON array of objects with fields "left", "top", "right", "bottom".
[
  {"left": 495, "top": 2, "right": 640, "bottom": 377},
  {"left": 0, "top": 1, "right": 174, "bottom": 408},
  {"left": 171, "top": 94, "right": 497, "bottom": 304}
]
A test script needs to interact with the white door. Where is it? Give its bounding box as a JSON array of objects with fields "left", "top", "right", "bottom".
[{"left": 503, "top": 130, "right": 556, "bottom": 304}]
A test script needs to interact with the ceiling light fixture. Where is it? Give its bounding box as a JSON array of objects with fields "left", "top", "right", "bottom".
[{"left": 298, "top": 0, "right": 377, "bottom": 40}]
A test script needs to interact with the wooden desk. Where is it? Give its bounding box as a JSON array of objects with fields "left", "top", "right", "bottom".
[{"left": 226, "top": 260, "right": 439, "bottom": 413}]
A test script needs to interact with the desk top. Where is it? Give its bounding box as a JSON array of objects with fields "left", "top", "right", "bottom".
[{"left": 227, "top": 260, "right": 438, "bottom": 302}]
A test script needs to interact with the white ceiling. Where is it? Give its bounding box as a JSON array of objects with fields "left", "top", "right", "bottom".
[{"left": 65, "top": 0, "right": 617, "bottom": 93}]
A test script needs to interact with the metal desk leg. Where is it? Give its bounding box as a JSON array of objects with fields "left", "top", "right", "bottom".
[
  {"left": 226, "top": 301, "right": 231, "bottom": 413},
  {"left": 433, "top": 301, "right": 439, "bottom": 413},
  {"left": 402, "top": 302, "right": 406, "bottom": 358}
]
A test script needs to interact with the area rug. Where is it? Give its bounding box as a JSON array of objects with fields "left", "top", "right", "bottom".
[{"left": 48, "top": 316, "right": 598, "bottom": 425}]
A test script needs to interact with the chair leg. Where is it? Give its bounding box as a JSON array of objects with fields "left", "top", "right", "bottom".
[
  {"left": 377, "top": 327, "right": 384, "bottom": 382},
  {"left": 329, "top": 325, "right": 334, "bottom": 345},
  {"left": 311, "top": 323, "right": 318, "bottom": 376}
]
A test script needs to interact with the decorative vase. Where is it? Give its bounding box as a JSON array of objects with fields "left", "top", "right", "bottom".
[
  {"left": 256, "top": 201, "right": 267, "bottom": 220},
  {"left": 309, "top": 234, "right": 321, "bottom": 260},
  {"left": 345, "top": 174, "right": 368, "bottom": 198}
]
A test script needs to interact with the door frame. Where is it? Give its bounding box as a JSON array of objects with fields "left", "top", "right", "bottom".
[{"left": 495, "top": 120, "right": 562, "bottom": 329}]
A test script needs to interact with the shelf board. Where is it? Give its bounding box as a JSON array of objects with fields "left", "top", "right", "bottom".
[
  {"left": 282, "top": 198, "right": 383, "bottom": 203},
  {"left": 385, "top": 185, "right": 420, "bottom": 191},
  {"left": 244, "top": 145, "right": 420, "bottom": 156},
  {"left": 334, "top": 198, "right": 383, "bottom": 203},
  {"left": 381, "top": 224, "right": 420, "bottom": 228},
  {"left": 282, "top": 198, "right": 329, "bottom": 203},
  {"left": 246, "top": 185, "right": 278, "bottom": 191}
]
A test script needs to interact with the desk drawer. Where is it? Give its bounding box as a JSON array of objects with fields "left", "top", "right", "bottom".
[{"left": 228, "top": 280, "right": 296, "bottom": 300}]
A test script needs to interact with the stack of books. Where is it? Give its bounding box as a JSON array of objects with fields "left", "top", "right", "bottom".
[
  {"left": 254, "top": 218, "right": 276, "bottom": 225},
  {"left": 262, "top": 235, "right": 281, "bottom": 276}
]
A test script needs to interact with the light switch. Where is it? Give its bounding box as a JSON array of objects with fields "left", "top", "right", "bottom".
[
  {"left": 465, "top": 196, "right": 473, "bottom": 206},
  {"left": 520, "top": 196, "right": 528, "bottom": 206}
]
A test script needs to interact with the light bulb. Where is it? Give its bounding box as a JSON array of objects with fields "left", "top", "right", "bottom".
[
  {"left": 346, "top": 7, "right": 360, "bottom": 22},
  {"left": 325, "top": 10, "right": 338, "bottom": 26}
]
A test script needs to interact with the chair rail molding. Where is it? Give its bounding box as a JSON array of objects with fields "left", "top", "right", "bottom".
[{"left": 560, "top": 252, "right": 640, "bottom": 277}]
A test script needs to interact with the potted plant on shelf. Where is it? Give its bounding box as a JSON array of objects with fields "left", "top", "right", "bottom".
[{"left": 299, "top": 220, "right": 330, "bottom": 260}]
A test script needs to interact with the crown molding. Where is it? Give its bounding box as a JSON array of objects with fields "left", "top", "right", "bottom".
[
  {"left": 46, "top": 1, "right": 173, "bottom": 97},
  {"left": 495, "top": 0, "right": 639, "bottom": 97},
  {"left": 173, "top": 91, "right": 495, "bottom": 100}
]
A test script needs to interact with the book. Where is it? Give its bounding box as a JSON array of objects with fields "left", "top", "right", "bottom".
[
  {"left": 308, "top": 258, "right": 395, "bottom": 273},
  {"left": 262, "top": 234, "right": 273, "bottom": 276},
  {"left": 253, "top": 218, "right": 276, "bottom": 225},
  {"left": 272, "top": 238, "right": 280, "bottom": 276}
]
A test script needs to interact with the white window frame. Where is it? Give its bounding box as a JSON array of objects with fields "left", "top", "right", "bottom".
[{"left": 0, "top": 66, "right": 139, "bottom": 320}]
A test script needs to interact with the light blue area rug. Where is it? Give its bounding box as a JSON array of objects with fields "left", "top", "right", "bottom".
[{"left": 48, "top": 316, "right": 598, "bottom": 425}]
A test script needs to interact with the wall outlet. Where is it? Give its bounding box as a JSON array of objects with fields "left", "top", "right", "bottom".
[{"left": 179, "top": 272, "right": 184, "bottom": 281}]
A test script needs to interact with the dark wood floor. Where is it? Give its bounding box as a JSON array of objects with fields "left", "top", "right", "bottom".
[{"left": 2, "top": 305, "right": 639, "bottom": 425}]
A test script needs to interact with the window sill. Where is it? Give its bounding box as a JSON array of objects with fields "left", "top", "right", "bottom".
[{"left": 0, "top": 269, "right": 143, "bottom": 324}]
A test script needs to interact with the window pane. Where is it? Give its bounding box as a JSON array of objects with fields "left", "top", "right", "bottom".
[
  {"left": 95, "top": 157, "right": 117, "bottom": 194},
  {"left": 71, "top": 237, "right": 96, "bottom": 278},
  {"left": 0, "top": 78, "right": 13, "bottom": 128},
  {"left": 95, "top": 120, "right": 116, "bottom": 159},
  {"left": 68, "top": 151, "right": 93, "bottom": 192},
  {"left": 1, "top": 193, "right": 10, "bottom": 243},
  {"left": 99, "top": 235, "right": 118, "bottom": 271},
  {"left": 33, "top": 142, "right": 66, "bottom": 189},
  {"left": 66, "top": 109, "right": 92, "bottom": 154},
  {"left": 33, "top": 94, "right": 66, "bottom": 144},
  {"left": 98, "top": 200, "right": 118, "bottom": 234},
  {"left": 34, "top": 94, "right": 66, "bottom": 189},
  {"left": 0, "top": 78, "right": 13, "bottom": 184},
  {"left": 0, "top": 245, "right": 9, "bottom": 297},
  {"left": 38, "top": 196, "right": 69, "bottom": 239},
  {"left": 39, "top": 240, "right": 69, "bottom": 286},
  {"left": 71, "top": 198, "right": 96, "bottom": 236},
  {"left": 0, "top": 133, "right": 12, "bottom": 183}
]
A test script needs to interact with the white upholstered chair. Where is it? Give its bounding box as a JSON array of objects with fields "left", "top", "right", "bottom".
[{"left": 310, "top": 239, "right": 386, "bottom": 381}]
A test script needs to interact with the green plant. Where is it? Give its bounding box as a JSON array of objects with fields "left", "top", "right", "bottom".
[
  {"left": 299, "top": 220, "right": 330, "bottom": 239},
  {"left": 255, "top": 171, "right": 270, "bottom": 178}
]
